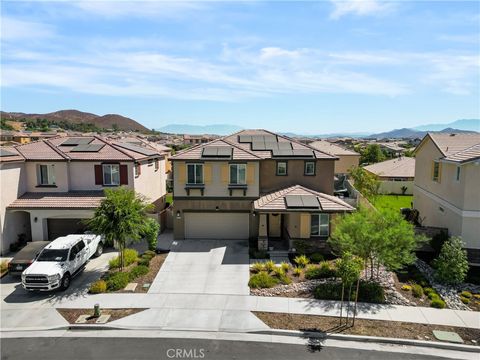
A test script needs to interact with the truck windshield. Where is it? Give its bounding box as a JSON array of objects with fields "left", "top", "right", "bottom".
[{"left": 37, "top": 249, "right": 69, "bottom": 262}]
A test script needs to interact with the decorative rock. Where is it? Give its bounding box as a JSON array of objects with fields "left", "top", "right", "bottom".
[{"left": 124, "top": 283, "right": 137, "bottom": 292}]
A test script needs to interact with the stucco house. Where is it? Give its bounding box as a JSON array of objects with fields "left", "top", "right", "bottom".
[
  {"left": 170, "top": 129, "right": 354, "bottom": 253},
  {"left": 0, "top": 136, "right": 169, "bottom": 254},
  {"left": 308, "top": 140, "right": 360, "bottom": 175},
  {"left": 364, "top": 157, "right": 415, "bottom": 195},
  {"left": 413, "top": 133, "right": 480, "bottom": 265}
]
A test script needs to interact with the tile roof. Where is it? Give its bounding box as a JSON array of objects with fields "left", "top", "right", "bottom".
[
  {"left": 428, "top": 133, "right": 480, "bottom": 160},
  {"left": 172, "top": 138, "right": 261, "bottom": 160},
  {"left": 443, "top": 144, "right": 480, "bottom": 163},
  {"left": 254, "top": 185, "right": 355, "bottom": 212},
  {"left": 363, "top": 157, "right": 415, "bottom": 178},
  {"left": 8, "top": 191, "right": 105, "bottom": 209},
  {"left": 0, "top": 147, "right": 25, "bottom": 163},
  {"left": 308, "top": 140, "right": 360, "bottom": 156}
]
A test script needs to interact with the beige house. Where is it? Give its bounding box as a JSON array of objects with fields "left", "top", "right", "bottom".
[
  {"left": 171, "top": 130, "right": 354, "bottom": 252},
  {"left": 364, "top": 157, "right": 415, "bottom": 195},
  {"left": 308, "top": 140, "right": 360, "bottom": 174},
  {"left": 0, "top": 136, "right": 169, "bottom": 254},
  {"left": 413, "top": 133, "right": 480, "bottom": 265}
]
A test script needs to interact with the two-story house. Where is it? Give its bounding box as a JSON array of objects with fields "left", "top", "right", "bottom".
[
  {"left": 0, "top": 136, "right": 168, "bottom": 254},
  {"left": 413, "top": 133, "right": 480, "bottom": 265},
  {"left": 171, "top": 129, "right": 354, "bottom": 252}
]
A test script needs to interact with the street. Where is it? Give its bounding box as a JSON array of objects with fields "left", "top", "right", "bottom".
[{"left": 0, "top": 336, "right": 466, "bottom": 360}]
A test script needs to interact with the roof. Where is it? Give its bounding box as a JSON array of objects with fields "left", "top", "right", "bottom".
[
  {"left": 426, "top": 133, "right": 480, "bottom": 163},
  {"left": 8, "top": 191, "right": 105, "bottom": 209},
  {"left": 308, "top": 140, "right": 360, "bottom": 156},
  {"left": 13, "top": 135, "right": 165, "bottom": 161},
  {"left": 363, "top": 157, "right": 415, "bottom": 178},
  {"left": 0, "top": 147, "right": 24, "bottom": 163},
  {"left": 254, "top": 185, "right": 355, "bottom": 212},
  {"left": 172, "top": 129, "right": 336, "bottom": 161}
]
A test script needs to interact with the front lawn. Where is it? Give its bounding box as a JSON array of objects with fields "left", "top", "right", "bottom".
[{"left": 372, "top": 195, "right": 413, "bottom": 211}]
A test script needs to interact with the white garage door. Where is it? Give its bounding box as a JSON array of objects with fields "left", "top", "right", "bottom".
[{"left": 184, "top": 212, "right": 249, "bottom": 239}]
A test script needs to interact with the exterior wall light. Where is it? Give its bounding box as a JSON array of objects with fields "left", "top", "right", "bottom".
[{"left": 176, "top": 211, "right": 181, "bottom": 219}]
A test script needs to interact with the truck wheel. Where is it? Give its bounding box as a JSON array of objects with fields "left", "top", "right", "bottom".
[
  {"left": 60, "top": 273, "right": 71, "bottom": 291},
  {"left": 94, "top": 243, "right": 103, "bottom": 257}
]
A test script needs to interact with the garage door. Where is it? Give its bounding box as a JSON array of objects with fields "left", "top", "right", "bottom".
[
  {"left": 184, "top": 213, "right": 249, "bottom": 239},
  {"left": 47, "top": 218, "right": 87, "bottom": 240}
]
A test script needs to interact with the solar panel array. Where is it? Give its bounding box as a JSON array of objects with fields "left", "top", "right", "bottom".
[
  {"left": 238, "top": 134, "right": 277, "bottom": 143},
  {"left": 272, "top": 149, "right": 314, "bottom": 157},
  {"left": 251, "top": 141, "right": 292, "bottom": 151},
  {"left": 114, "top": 142, "right": 157, "bottom": 156},
  {"left": 202, "top": 146, "right": 233, "bottom": 158},
  {"left": 61, "top": 137, "right": 94, "bottom": 146},
  {"left": 285, "top": 195, "right": 320, "bottom": 209},
  {"left": 0, "top": 149, "right": 16, "bottom": 157},
  {"left": 70, "top": 144, "right": 106, "bottom": 152},
  {"left": 238, "top": 133, "right": 314, "bottom": 157}
]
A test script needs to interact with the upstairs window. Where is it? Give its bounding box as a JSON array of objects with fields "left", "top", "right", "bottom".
[
  {"left": 134, "top": 163, "right": 141, "bottom": 177},
  {"left": 103, "top": 164, "right": 120, "bottom": 186},
  {"left": 187, "top": 163, "right": 203, "bottom": 184},
  {"left": 276, "top": 161, "right": 287, "bottom": 176},
  {"left": 432, "top": 161, "right": 440, "bottom": 182},
  {"left": 310, "top": 214, "right": 329, "bottom": 237},
  {"left": 155, "top": 159, "right": 159, "bottom": 171},
  {"left": 37, "top": 164, "right": 56, "bottom": 185},
  {"left": 230, "top": 163, "right": 246, "bottom": 185},
  {"left": 305, "top": 161, "right": 315, "bottom": 176}
]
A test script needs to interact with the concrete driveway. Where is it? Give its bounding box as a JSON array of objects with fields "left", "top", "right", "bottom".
[{"left": 148, "top": 240, "right": 250, "bottom": 295}]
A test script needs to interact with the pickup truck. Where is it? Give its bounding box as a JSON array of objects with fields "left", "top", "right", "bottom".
[{"left": 21, "top": 234, "right": 104, "bottom": 291}]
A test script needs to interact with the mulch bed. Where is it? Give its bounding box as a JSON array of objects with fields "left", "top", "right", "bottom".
[
  {"left": 254, "top": 312, "right": 480, "bottom": 346},
  {"left": 57, "top": 308, "right": 146, "bottom": 324}
]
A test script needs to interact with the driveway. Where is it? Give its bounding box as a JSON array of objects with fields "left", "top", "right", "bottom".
[{"left": 148, "top": 240, "right": 250, "bottom": 295}]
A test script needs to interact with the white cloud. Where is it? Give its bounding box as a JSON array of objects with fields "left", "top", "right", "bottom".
[
  {"left": 1, "top": 17, "right": 54, "bottom": 41},
  {"left": 330, "top": 0, "right": 395, "bottom": 20}
]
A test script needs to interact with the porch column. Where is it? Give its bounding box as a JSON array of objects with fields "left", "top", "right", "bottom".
[{"left": 258, "top": 213, "right": 268, "bottom": 251}]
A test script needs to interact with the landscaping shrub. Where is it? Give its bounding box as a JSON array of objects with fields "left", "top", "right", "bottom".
[
  {"left": 249, "top": 272, "right": 279, "bottom": 289},
  {"left": 304, "top": 262, "right": 336, "bottom": 280},
  {"left": 280, "top": 262, "right": 290, "bottom": 272},
  {"left": 309, "top": 253, "right": 324, "bottom": 264},
  {"left": 314, "top": 281, "right": 384, "bottom": 303},
  {"left": 141, "top": 253, "right": 155, "bottom": 261},
  {"left": 401, "top": 285, "right": 412, "bottom": 291},
  {"left": 430, "top": 298, "right": 446, "bottom": 309},
  {"left": 277, "top": 273, "right": 292, "bottom": 285},
  {"left": 142, "top": 218, "right": 159, "bottom": 251},
  {"left": 89, "top": 280, "right": 107, "bottom": 294},
  {"left": 251, "top": 262, "right": 265, "bottom": 273},
  {"left": 424, "top": 287, "right": 435, "bottom": 296},
  {"left": 144, "top": 250, "right": 156, "bottom": 258},
  {"left": 293, "top": 267, "right": 302, "bottom": 277},
  {"left": 264, "top": 260, "right": 276, "bottom": 272},
  {"left": 294, "top": 255, "right": 310, "bottom": 268},
  {"left": 460, "top": 291, "right": 472, "bottom": 298},
  {"left": 273, "top": 266, "right": 285, "bottom": 277},
  {"left": 0, "top": 260, "right": 8, "bottom": 274},
  {"left": 106, "top": 272, "right": 131, "bottom": 291},
  {"left": 130, "top": 265, "right": 149, "bottom": 279},
  {"left": 411, "top": 284, "right": 424, "bottom": 298},
  {"left": 109, "top": 249, "right": 139, "bottom": 269},
  {"left": 433, "top": 237, "right": 469, "bottom": 285},
  {"left": 428, "top": 293, "right": 440, "bottom": 301},
  {"left": 137, "top": 258, "right": 150, "bottom": 267},
  {"left": 460, "top": 296, "right": 470, "bottom": 304}
]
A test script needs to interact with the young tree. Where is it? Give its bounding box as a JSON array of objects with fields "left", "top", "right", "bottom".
[
  {"left": 348, "top": 166, "right": 380, "bottom": 200},
  {"left": 433, "top": 236, "right": 469, "bottom": 285},
  {"left": 360, "top": 144, "right": 385, "bottom": 164},
  {"left": 86, "top": 187, "right": 153, "bottom": 271},
  {"left": 336, "top": 252, "right": 363, "bottom": 326},
  {"left": 142, "top": 217, "right": 160, "bottom": 251}
]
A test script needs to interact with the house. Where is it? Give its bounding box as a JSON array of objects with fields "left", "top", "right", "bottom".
[
  {"left": 308, "top": 140, "right": 360, "bottom": 175},
  {"left": 377, "top": 142, "right": 407, "bottom": 157},
  {"left": 413, "top": 133, "right": 480, "bottom": 265},
  {"left": 183, "top": 134, "right": 219, "bottom": 145},
  {"left": 0, "top": 136, "right": 169, "bottom": 254},
  {"left": 363, "top": 157, "right": 415, "bottom": 195},
  {"left": 170, "top": 129, "right": 354, "bottom": 253}
]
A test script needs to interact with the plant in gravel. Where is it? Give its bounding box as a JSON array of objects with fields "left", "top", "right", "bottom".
[
  {"left": 433, "top": 236, "right": 469, "bottom": 285},
  {"left": 428, "top": 293, "right": 441, "bottom": 301},
  {"left": 304, "top": 263, "right": 336, "bottom": 280},
  {"left": 106, "top": 272, "right": 131, "bottom": 291},
  {"left": 294, "top": 254, "right": 310, "bottom": 268},
  {"left": 473, "top": 294, "right": 480, "bottom": 300},
  {"left": 411, "top": 284, "right": 424, "bottom": 298},
  {"left": 130, "top": 265, "right": 149, "bottom": 279},
  {"left": 277, "top": 273, "right": 292, "bottom": 285},
  {"left": 309, "top": 253, "right": 324, "bottom": 264},
  {"left": 460, "top": 296, "right": 471, "bottom": 304},
  {"left": 273, "top": 266, "right": 285, "bottom": 277},
  {"left": 430, "top": 298, "right": 446, "bottom": 309},
  {"left": 423, "top": 287, "right": 435, "bottom": 296},
  {"left": 251, "top": 262, "right": 265, "bottom": 273},
  {"left": 249, "top": 271, "right": 279, "bottom": 289},
  {"left": 137, "top": 258, "right": 150, "bottom": 267},
  {"left": 401, "top": 285, "right": 412, "bottom": 291},
  {"left": 264, "top": 260, "right": 276, "bottom": 272},
  {"left": 89, "top": 280, "right": 107, "bottom": 294},
  {"left": 293, "top": 267, "right": 302, "bottom": 277},
  {"left": 109, "top": 249, "right": 139, "bottom": 269},
  {"left": 280, "top": 262, "right": 290, "bottom": 272},
  {"left": 460, "top": 291, "right": 472, "bottom": 298}
]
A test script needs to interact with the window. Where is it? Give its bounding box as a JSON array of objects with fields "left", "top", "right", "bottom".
[
  {"left": 103, "top": 164, "right": 120, "bottom": 185},
  {"left": 305, "top": 161, "right": 315, "bottom": 176},
  {"left": 134, "top": 163, "right": 141, "bottom": 177},
  {"left": 230, "top": 163, "right": 246, "bottom": 184},
  {"left": 432, "top": 161, "right": 440, "bottom": 182},
  {"left": 310, "top": 214, "right": 330, "bottom": 237},
  {"left": 187, "top": 163, "right": 203, "bottom": 184},
  {"left": 154, "top": 159, "right": 159, "bottom": 171},
  {"left": 276, "top": 161, "right": 287, "bottom": 176},
  {"left": 38, "top": 164, "right": 56, "bottom": 185},
  {"left": 455, "top": 166, "right": 460, "bottom": 182}
]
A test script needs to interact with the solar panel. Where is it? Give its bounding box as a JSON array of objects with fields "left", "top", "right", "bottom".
[
  {"left": 217, "top": 147, "right": 233, "bottom": 157},
  {"left": 238, "top": 135, "right": 252, "bottom": 143},
  {"left": 114, "top": 142, "right": 157, "bottom": 156},
  {"left": 285, "top": 195, "right": 320, "bottom": 209},
  {"left": 285, "top": 195, "right": 303, "bottom": 208},
  {"left": 70, "top": 144, "right": 105, "bottom": 152},
  {"left": 272, "top": 149, "right": 293, "bottom": 157},
  {"left": 0, "top": 149, "right": 16, "bottom": 157},
  {"left": 292, "top": 149, "right": 314, "bottom": 157},
  {"left": 202, "top": 147, "right": 218, "bottom": 156},
  {"left": 277, "top": 142, "right": 293, "bottom": 150},
  {"left": 61, "top": 137, "right": 94, "bottom": 146},
  {"left": 251, "top": 141, "right": 266, "bottom": 150},
  {"left": 201, "top": 146, "right": 232, "bottom": 158},
  {"left": 301, "top": 195, "right": 320, "bottom": 208}
]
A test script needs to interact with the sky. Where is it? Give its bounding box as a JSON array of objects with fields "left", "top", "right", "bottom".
[{"left": 1, "top": 0, "right": 479, "bottom": 134}]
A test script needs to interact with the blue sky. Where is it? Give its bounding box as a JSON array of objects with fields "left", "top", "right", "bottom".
[{"left": 1, "top": 1, "right": 479, "bottom": 134}]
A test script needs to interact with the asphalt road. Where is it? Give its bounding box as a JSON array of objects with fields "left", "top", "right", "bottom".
[{"left": 1, "top": 337, "right": 459, "bottom": 360}]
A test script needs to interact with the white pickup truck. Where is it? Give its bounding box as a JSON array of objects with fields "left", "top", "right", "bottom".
[{"left": 22, "top": 234, "right": 104, "bottom": 291}]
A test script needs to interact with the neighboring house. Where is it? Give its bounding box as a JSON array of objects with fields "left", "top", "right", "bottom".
[
  {"left": 183, "top": 134, "right": 218, "bottom": 145},
  {"left": 308, "top": 140, "right": 360, "bottom": 175},
  {"left": 170, "top": 129, "right": 354, "bottom": 252},
  {"left": 377, "top": 142, "right": 407, "bottom": 157},
  {"left": 0, "top": 136, "right": 169, "bottom": 254},
  {"left": 413, "top": 133, "right": 480, "bottom": 265},
  {"left": 364, "top": 157, "right": 415, "bottom": 195}
]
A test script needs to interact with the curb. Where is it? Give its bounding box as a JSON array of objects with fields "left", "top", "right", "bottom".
[{"left": 252, "top": 329, "right": 480, "bottom": 353}]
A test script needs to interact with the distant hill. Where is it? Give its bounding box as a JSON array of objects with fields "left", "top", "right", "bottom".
[
  {"left": 368, "top": 127, "right": 478, "bottom": 139},
  {"left": 157, "top": 124, "right": 243, "bottom": 135},
  {"left": 1, "top": 110, "right": 150, "bottom": 132},
  {"left": 413, "top": 119, "right": 479, "bottom": 132}
]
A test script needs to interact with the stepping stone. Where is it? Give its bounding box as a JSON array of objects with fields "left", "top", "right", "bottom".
[
  {"left": 124, "top": 283, "right": 137, "bottom": 292},
  {"left": 433, "top": 330, "right": 464, "bottom": 344},
  {"left": 75, "top": 315, "right": 90, "bottom": 324},
  {"left": 142, "top": 283, "right": 151, "bottom": 289},
  {"left": 95, "top": 314, "right": 111, "bottom": 324}
]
